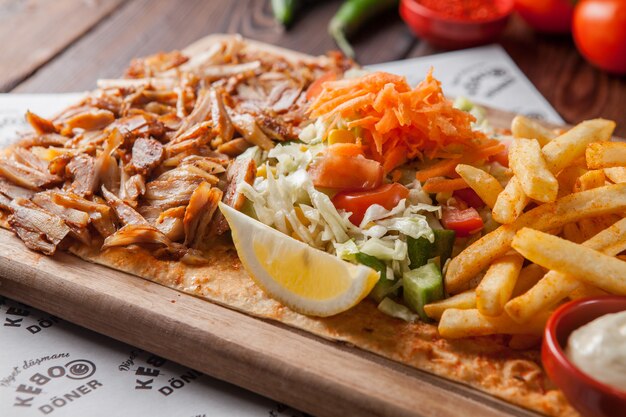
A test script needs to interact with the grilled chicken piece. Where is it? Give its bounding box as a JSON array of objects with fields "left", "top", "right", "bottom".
[
  {"left": 155, "top": 206, "right": 186, "bottom": 241},
  {"left": 67, "top": 154, "right": 97, "bottom": 196},
  {"left": 176, "top": 89, "right": 212, "bottom": 136},
  {"left": 61, "top": 109, "right": 115, "bottom": 132},
  {"left": 201, "top": 61, "right": 261, "bottom": 80},
  {"left": 101, "top": 223, "right": 188, "bottom": 260},
  {"left": 230, "top": 113, "right": 274, "bottom": 150},
  {"left": 107, "top": 114, "right": 150, "bottom": 135},
  {"left": 32, "top": 192, "right": 90, "bottom": 227},
  {"left": 209, "top": 88, "right": 234, "bottom": 142},
  {"left": 183, "top": 182, "right": 222, "bottom": 248},
  {"left": 32, "top": 192, "right": 92, "bottom": 245},
  {"left": 16, "top": 133, "right": 68, "bottom": 149},
  {"left": 8, "top": 198, "right": 70, "bottom": 255},
  {"left": 126, "top": 51, "right": 189, "bottom": 78},
  {"left": 216, "top": 137, "right": 251, "bottom": 157},
  {"left": 0, "top": 194, "right": 11, "bottom": 211},
  {"left": 210, "top": 157, "right": 256, "bottom": 236},
  {"left": 102, "top": 224, "right": 175, "bottom": 250},
  {"left": 52, "top": 192, "right": 116, "bottom": 238},
  {"left": 0, "top": 159, "right": 59, "bottom": 190},
  {"left": 25, "top": 111, "right": 58, "bottom": 135},
  {"left": 143, "top": 178, "right": 201, "bottom": 209},
  {"left": 95, "top": 130, "right": 123, "bottom": 192},
  {"left": 11, "top": 147, "right": 50, "bottom": 172},
  {"left": 119, "top": 173, "right": 146, "bottom": 204},
  {"left": 101, "top": 186, "right": 148, "bottom": 226},
  {"left": 131, "top": 137, "right": 164, "bottom": 173},
  {"left": 0, "top": 178, "right": 35, "bottom": 200}
]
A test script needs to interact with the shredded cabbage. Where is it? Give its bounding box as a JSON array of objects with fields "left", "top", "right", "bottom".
[{"left": 377, "top": 298, "right": 418, "bottom": 323}]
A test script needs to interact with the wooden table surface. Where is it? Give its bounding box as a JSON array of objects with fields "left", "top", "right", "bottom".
[{"left": 2, "top": 0, "right": 625, "bottom": 135}]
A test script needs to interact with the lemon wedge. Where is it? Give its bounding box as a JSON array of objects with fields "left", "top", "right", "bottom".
[{"left": 219, "top": 203, "right": 379, "bottom": 317}]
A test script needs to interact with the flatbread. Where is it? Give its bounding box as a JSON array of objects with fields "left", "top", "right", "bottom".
[{"left": 2, "top": 35, "right": 577, "bottom": 417}]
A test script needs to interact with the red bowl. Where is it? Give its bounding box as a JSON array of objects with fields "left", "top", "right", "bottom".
[
  {"left": 542, "top": 296, "right": 626, "bottom": 417},
  {"left": 399, "top": 0, "right": 514, "bottom": 50}
]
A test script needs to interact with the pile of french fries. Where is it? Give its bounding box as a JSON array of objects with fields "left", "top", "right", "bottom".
[{"left": 424, "top": 115, "right": 626, "bottom": 341}]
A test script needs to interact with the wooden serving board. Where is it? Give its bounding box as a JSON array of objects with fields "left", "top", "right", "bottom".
[{"left": 0, "top": 107, "right": 543, "bottom": 417}]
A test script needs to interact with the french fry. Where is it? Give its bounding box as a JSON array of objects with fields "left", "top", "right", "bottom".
[
  {"left": 573, "top": 169, "right": 606, "bottom": 192},
  {"left": 511, "top": 263, "right": 545, "bottom": 297},
  {"left": 509, "top": 138, "right": 558, "bottom": 202},
  {"left": 476, "top": 253, "right": 524, "bottom": 316},
  {"left": 542, "top": 119, "right": 616, "bottom": 173},
  {"left": 578, "top": 216, "right": 618, "bottom": 241},
  {"left": 445, "top": 184, "right": 626, "bottom": 294},
  {"left": 454, "top": 164, "right": 503, "bottom": 209},
  {"left": 423, "top": 290, "right": 476, "bottom": 321},
  {"left": 492, "top": 176, "right": 528, "bottom": 224},
  {"left": 556, "top": 166, "right": 587, "bottom": 198},
  {"left": 604, "top": 167, "right": 626, "bottom": 184},
  {"left": 563, "top": 223, "right": 584, "bottom": 243},
  {"left": 511, "top": 115, "right": 556, "bottom": 147},
  {"left": 511, "top": 228, "right": 626, "bottom": 295},
  {"left": 586, "top": 141, "right": 626, "bottom": 169},
  {"left": 438, "top": 308, "right": 549, "bottom": 339},
  {"left": 569, "top": 284, "right": 609, "bottom": 299}
]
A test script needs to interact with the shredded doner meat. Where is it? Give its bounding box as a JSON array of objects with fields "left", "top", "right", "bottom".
[{"left": 0, "top": 36, "right": 352, "bottom": 261}]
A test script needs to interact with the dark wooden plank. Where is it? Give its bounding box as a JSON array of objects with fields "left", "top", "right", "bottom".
[
  {"left": 0, "top": 0, "right": 126, "bottom": 92},
  {"left": 13, "top": 0, "right": 414, "bottom": 93},
  {"left": 403, "top": 15, "right": 626, "bottom": 137},
  {"left": 0, "top": 229, "right": 536, "bottom": 417}
]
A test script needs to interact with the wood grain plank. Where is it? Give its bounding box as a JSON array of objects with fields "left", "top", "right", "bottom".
[
  {"left": 0, "top": 229, "right": 538, "bottom": 417},
  {"left": 403, "top": 16, "right": 626, "bottom": 137},
  {"left": 12, "top": 0, "right": 414, "bottom": 93},
  {"left": 0, "top": 0, "right": 126, "bottom": 92}
]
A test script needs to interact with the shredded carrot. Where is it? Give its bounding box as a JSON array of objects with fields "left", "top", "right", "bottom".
[
  {"left": 327, "top": 143, "right": 364, "bottom": 158},
  {"left": 415, "top": 158, "right": 460, "bottom": 182},
  {"left": 422, "top": 177, "right": 468, "bottom": 193},
  {"left": 308, "top": 70, "right": 505, "bottom": 173}
]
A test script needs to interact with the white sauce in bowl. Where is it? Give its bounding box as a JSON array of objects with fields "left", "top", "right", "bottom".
[{"left": 566, "top": 311, "right": 626, "bottom": 391}]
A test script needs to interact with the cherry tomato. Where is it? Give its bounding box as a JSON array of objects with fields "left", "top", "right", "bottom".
[
  {"left": 332, "top": 183, "right": 410, "bottom": 225},
  {"left": 308, "top": 154, "right": 383, "bottom": 191},
  {"left": 441, "top": 207, "right": 484, "bottom": 237},
  {"left": 514, "top": 0, "right": 574, "bottom": 33},
  {"left": 453, "top": 188, "right": 485, "bottom": 209},
  {"left": 573, "top": 0, "right": 626, "bottom": 75}
]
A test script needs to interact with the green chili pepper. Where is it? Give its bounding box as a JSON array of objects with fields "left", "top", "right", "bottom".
[
  {"left": 328, "top": 0, "right": 399, "bottom": 58},
  {"left": 271, "top": 0, "right": 302, "bottom": 27}
]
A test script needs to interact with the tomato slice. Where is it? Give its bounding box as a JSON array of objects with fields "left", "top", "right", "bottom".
[
  {"left": 309, "top": 154, "right": 383, "bottom": 191},
  {"left": 306, "top": 71, "right": 338, "bottom": 101},
  {"left": 453, "top": 188, "right": 485, "bottom": 209},
  {"left": 441, "top": 207, "right": 484, "bottom": 237},
  {"left": 332, "top": 183, "right": 410, "bottom": 225}
]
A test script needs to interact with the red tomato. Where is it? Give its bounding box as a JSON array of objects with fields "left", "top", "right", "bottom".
[
  {"left": 306, "top": 71, "right": 337, "bottom": 101},
  {"left": 441, "top": 207, "right": 484, "bottom": 237},
  {"left": 332, "top": 183, "right": 410, "bottom": 225},
  {"left": 308, "top": 154, "right": 383, "bottom": 191},
  {"left": 453, "top": 188, "right": 485, "bottom": 209},
  {"left": 515, "top": 0, "right": 575, "bottom": 33},
  {"left": 573, "top": 0, "right": 626, "bottom": 75}
]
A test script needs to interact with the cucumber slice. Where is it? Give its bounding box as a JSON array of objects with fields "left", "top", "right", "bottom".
[
  {"left": 355, "top": 252, "right": 396, "bottom": 303},
  {"left": 432, "top": 229, "right": 455, "bottom": 267},
  {"left": 403, "top": 263, "right": 445, "bottom": 321},
  {"left": 407, "top": 229, "right": 456, "bottom": 269}
]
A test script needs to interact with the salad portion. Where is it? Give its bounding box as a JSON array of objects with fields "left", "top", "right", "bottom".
[{"left": 225, "top": 69, "right": 510, "bottom": 321}]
